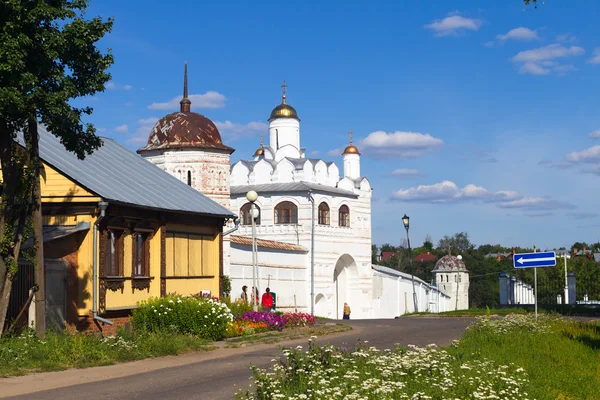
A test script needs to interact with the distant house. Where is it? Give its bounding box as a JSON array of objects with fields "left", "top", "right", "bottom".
[
  {"left": 380, "top": 251, "right": 396, "bottom": 262},
  {"left": 485, "top": 251, "right": 515, "bottom": 261},
  {"left": 414, "top": 252, "right": 437, "bottom": 263}
]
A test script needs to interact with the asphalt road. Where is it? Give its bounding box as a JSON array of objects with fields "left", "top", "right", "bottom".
[{"left": 4, "top": 317, "right": 473, "bottom": 400}]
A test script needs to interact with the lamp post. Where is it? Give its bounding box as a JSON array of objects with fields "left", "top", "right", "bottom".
[
  {"left": 402, "top": 214, "right": 419, "bottom": 313},
  {"left": 246, "top": 190, "right": 259, "bottom": 312}
]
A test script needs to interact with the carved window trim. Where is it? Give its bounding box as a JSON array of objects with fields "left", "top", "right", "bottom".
[{"left": 131, "top": 230, "right": 153, "bottom": 292}]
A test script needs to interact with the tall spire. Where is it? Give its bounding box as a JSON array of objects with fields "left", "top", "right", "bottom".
[
  {"left": 348, "top": 130, "right": 354, "bottom": 145},
  {"left": 180, "top": 62, "right": 191, "bottom": 112},
  {"left": 281, "top": 80, "right": 288, "bottom": 104}
]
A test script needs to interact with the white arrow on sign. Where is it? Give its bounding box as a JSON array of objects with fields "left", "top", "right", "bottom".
[{"left": 517, "top": 256, "right": 555, "bottom": 265}]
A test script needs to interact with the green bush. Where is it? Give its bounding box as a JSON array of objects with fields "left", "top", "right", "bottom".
[
  {"left": 222, "top": 298, "right": 254, "bottom": 317},
  {"left": 132, "top": 295, "right": 233, "bottom": 340}
]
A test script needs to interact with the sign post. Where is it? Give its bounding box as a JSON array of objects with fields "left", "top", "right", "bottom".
[{"left": 513, "top": 251, "right": 556, "bottom": 319}]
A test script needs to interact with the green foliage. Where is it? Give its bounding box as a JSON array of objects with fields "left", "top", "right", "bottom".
[
  {"left": 451, "top": 315, "right": 600, "bottom": 400},
  {"left": 0, "top": 328, "right": 211, "bottom": 377},
  {"left": 0, "top": 0, "right": 113, "bottom": 157},
  {"left": 437, "top": 232, "right": 473, "bottom": 254},
  {"left": 131, "top": 295, "right": 234, "bottom": 340},
  {"left": 222, "top": 298, "right": 254, "bottom": 317},
  {"left": 221, "top": 274, "right": 232, "bottom": 297}
]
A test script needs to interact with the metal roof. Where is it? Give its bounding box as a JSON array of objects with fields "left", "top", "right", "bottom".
[
  {"left": 230, "top": 235, "right": 308, "bottom": 252},
  {"left": 22, "top": 222, "right": 91, "bottom": 249},
  {"left": 18, "top": 128, "right": 235, "bottom": 218},
  {"left": 230, "top": 181, "right": 358, "bottom": 198}
]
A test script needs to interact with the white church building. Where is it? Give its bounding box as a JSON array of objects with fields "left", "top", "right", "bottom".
[{"left": 139, "top": 66, "right": 466, "bottom": 318}]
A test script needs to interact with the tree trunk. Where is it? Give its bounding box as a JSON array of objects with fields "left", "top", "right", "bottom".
[{"left": 28, "top": 119, "right": 46, "bottom": 338}]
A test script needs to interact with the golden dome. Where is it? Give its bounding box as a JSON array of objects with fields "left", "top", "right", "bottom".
[
  {"left": 269, "top": 80, "right": 300, "bottom": 122},
  {"left": 253, "top": 146, "right": 264, "bottom": 157},
  {"left": 342, "top": 130, "right": 360, "bottom": 155},
  {"left": 269, "top": 103, "right": 299, "bottom": 122},
  {"left": 342, "top": 144, "right": 360, "bottom": 155}
]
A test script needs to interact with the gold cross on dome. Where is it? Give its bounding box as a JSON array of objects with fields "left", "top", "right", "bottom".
[
  {"left": 348, "top": 130, "right": 354, "bottom": 144},
  {"left": 259, "top": 133, "right": 264, "bottom": 146},
  {"left": 281, "top": 80, "right": 288, "bottom": 103}
]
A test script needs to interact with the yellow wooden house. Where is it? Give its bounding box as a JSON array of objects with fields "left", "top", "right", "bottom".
[{"left": 12, "top": 128, "right": 235, "bottom": 334}]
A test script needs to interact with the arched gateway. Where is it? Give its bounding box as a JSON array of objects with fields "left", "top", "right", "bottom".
[{"left": 333, "top": 254, "right": 359, "bottom": 319}]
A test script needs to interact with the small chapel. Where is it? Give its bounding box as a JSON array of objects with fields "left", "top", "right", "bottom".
[{"left": 138, "top": 64, "right": 464, "bottom": 318}]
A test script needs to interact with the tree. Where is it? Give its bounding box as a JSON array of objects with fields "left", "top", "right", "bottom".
[
  {"left": 570, "top": 242, "right": 590, "bottom": 253},
  {"left": 423, "top": 234, "right": 433, "bottom": 251},
  {"left": 371, "top": 244, "right": 379, "bottom": 264},
  {"left": 0, "top": 0, "right": 113, "bottom": 337},
  {"left": 380, "top": 243, "right": 396, "bottom": 253},
  {"left": 437, "top": 232, "right": 473, "bottom": 255}
]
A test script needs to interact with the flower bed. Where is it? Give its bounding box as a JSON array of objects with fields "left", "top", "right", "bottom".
[
  {"left": 226, "top": 320, "right": 269, "bottom": 337},
  {"left": 132, "top": 295, "right": 233, "bottom": 340},
  {"left": 280, "top": 312, "right": 317, "bottom": 327}
]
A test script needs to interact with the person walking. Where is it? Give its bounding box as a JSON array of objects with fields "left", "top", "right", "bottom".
[
  {"left": 343, "top": 302, "right": 351, "bottom": 320},
  {"left": 261, "top": 287, "right": 274, "bottom": 311},
  {"left": 240, "top": 285, "right": 248, "bottom": 303}
]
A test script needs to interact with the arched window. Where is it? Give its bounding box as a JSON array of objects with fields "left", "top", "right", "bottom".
[
  {"left": 318, "top": 202, "right": 330, "bottom": 225},
  {"left": 339, "top": 205, "right": 350, "bottom": 227},
  {"left": 187, "top": 171, "right": 192, "bottom": 186},
  {"left": 240, "top": 203, "right": 261, "bottom": 225},
  {"left": 274, "top": 201, "right": 298, "bottom": 224}
]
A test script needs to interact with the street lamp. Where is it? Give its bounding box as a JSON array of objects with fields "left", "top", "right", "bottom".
[
  {"left": 246, "top": 190, "right": 260, "bottom": 311},
  {"left": 402, "top": 214, "right": 419, "bottom": 313}
]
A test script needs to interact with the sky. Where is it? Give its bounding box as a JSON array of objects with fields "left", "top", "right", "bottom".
[{"left": 78, "top": 1, "right": 600, "bottom": 250}]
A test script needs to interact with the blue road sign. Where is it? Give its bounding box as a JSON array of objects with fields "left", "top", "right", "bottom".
[{"left": 513, "top": 251, "right": 556, "bottom": 268}]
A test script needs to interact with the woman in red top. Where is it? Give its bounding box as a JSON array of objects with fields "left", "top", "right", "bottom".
[{"left": 261, "top": 287, "right": 274, "bottom": 311}]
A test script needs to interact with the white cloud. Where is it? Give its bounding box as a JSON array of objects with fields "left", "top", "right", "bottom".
[
  {"left": 588, "top": 130, "right": 600, "bottom": 139},
  {"left": 556, "top": 33, "right": 577, "bottom": 44},
  {"left": 214, "top": 121, "right": 268, "bottom": 141},
  {"left": 587, "top": 48, "right": 600, "bottom": 64},
  {"left": 327, "top": 148, "right": 343, "bottom": 157},
  {"left": 567, "top": 212, "right": 598, "bottom": 220},
  {"left": 105, "top": 81, "right": 116, "bottom": 89},
  {"left": 497, "top": 27, "right": 539, "bottom": 42},
  {"left": 359, "top": 131, "right": 443, "bottom": 158},
  {"left": 512, "top": 44, "right": 585, "bottom": 63},
  {"left": 126, "top": 117, "right": 159, "bottom": 145},
  {"left": 519, "top": 62, "right": 550, "bottom": 75},
  {"left": 148, "top": 92, "right": 226, "bottom": 110},
  {"left": 96, "top": 127, "right": 107, "bottom": 133},
  {"left": 310, "top": 150, "right": 320, "bottom": 156},
  {"left": 425, "top": 14, "right": 482, "bottom": 37},
  {"left": 497, "top": 197, "right": 575, "bottom": 210},
  {"left": 565, "top": 145, "right": 600, "bottom": 163},
  {"left": 512, "top": 44, "right": 584, "bottom": 75},
  {"left": 115, "top": 124, "right": 129, "bottom": 134},
  {"left": 391, "top": 168, "right": 421, "bottom": 176},
  {"left": 392, "top": 180, "right": 573, "bottom": 211},
  {"left": 124, "top": 85, "right": 133, "bottom": 90}
]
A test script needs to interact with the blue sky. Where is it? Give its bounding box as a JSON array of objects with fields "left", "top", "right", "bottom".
[{"left": 79, "top": 1, "right": 600, "bottom": 249}]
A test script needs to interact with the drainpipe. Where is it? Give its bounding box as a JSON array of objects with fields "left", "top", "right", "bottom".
[
  {"left": 223, "top": 217, "right": 240, "bottom": 236},
  {"left": 308, "top": 191, "right": 315, "bottom": 316},
  {"left": 93, "top": 200, "right": 113, "bottom": 326}
]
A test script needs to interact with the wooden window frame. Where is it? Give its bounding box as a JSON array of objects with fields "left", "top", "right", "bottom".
[
  {"left": 318, "top": 202, "right": 330, "bottom": 225},
  {"left": 240, "top": 203, "right": 261, "bottom": 226},
  {"left": 274, "top": 201, "right": 298, "bottom": 224},
  {"left": 339, "top": 205, "right": 350, "bottom": 227},
  {"left": 132, "top": 231, "right": 150, "bottom": 277},
  {"left": 105, "top": 228, "right": 125, "bottom": 277}
]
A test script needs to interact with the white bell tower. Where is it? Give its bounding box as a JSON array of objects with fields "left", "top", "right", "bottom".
[
  {"left": 342, "top": 130, "right": 361, "bottom": 179},
  {"left": 269, "top": 81, "right": 301, "bottom": 161}
]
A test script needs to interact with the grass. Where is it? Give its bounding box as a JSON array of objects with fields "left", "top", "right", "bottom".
[
  {"left": 404, "top": 307, "right": 532, "bottom": 317},
  {"left": 0, "top": 329, "right": 214, "bottom": 377},
  {"left": 449, "top": 315, "right": 600, "bottom": 400},
  {"left": 238, "top": 315, "right": 600, "bottom": 399},
  {"left": 224, "top": 323, "right": 352, "bottom": 348}
]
